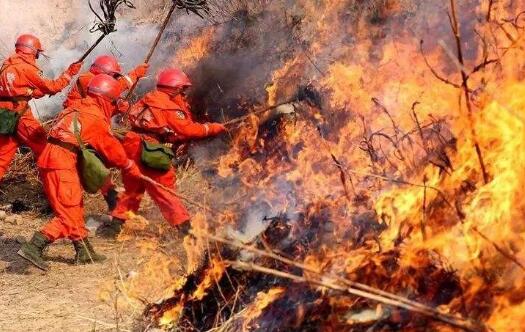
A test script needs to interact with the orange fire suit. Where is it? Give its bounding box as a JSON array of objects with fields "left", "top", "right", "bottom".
[
  {"left": 111, "top": 90, "right": 225, "bottom": 226},
  {"left": 0, "top": 52, "right": 75, "bottom": 180},
  {"left": 63, "top": 68, "right": 142, "bottom": 108},
  {"left": 38, "top": 96, "right": 139, "bottom": 242},
  {"left": 62, "top": 68, "right": 142, "bottom": 196}
]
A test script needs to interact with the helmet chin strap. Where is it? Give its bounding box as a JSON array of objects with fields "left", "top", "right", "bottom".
[
  {"left": 158, "top": 86, "right": 185, "bottom": 98},
  {"left": 91, "top": 94, "right": 118, "bottom": 119}
]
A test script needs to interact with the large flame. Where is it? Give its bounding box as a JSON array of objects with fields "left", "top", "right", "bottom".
[{"left": 111, "top": 0, "right": 525, "bottom": 329}]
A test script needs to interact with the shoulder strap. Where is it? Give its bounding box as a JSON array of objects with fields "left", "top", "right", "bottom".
[
  {"left": 72, "top": 111, "right": 86, "bottom": 150},
  {"left": 0, "top": 64, "right": 10, "bottom": 76},
  {"left": 76, "top": 79, "right": 87, "bottom": 98},
  {"left": 137, "top": 105, "right": 150, "bottom": 119}
]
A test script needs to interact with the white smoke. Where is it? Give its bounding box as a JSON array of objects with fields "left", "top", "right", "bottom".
[{"left": 0, "top": 0, "right": 208, "bottom": 118}]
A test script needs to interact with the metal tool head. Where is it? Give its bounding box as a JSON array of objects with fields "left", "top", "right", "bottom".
[
  {"left": 89, "top": 0, "right": 136, "bottom": 35},
  {"left": 173, "top": 0, "right": 210, "bottom": 18}
]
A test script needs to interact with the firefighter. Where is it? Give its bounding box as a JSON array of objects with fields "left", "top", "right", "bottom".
[
  {"left": 64, "top": 54, "right": 149, "bottom": 210},
  {"left": 97, "top": 68, "right": 226, "bottom": 238},
  {"left": 17, "top": 74, "right": 143, "bottom": 271},
  {"left": 0, "top": 34, "right": 82, "bottom": 181},
  {"left": 63, "top": 54, "right": 148, "bottom": 108}
]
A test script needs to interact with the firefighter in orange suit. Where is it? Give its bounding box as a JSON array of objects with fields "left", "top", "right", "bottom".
[
  {"left": 18, "top": 74, "right": 143, "bottom": 271},
  {"left": 97, "top": 68, "right": 226, "bottom": 238},
  {"left": 63, "top": 54, "right": 149, "bottom": 210},
  {"left": 0, "top": 34, "right": 82, "bottom": 181}
]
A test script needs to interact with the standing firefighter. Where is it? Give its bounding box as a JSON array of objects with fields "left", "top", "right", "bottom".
[
  {"left": 0, "top": 34, "right": 82, "bottom": 181},
  {"left": 64, "top": 54, "right": 149, "bottom": 210},
  {"left": 18, "top": 74, "right": 143, "bottom": 271},
  {"left": 97, "top": 68, "right": 226, "bottom": 238},
  {"left": 64, "top": 54, "right": 148, "bottom": 108}
]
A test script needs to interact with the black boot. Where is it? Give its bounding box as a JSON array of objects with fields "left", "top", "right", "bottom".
[
  {"left": 103, "top": 187, "right": 119, "bottom": 212},
  {"left": 177, "top": 220, "right": 193, "bottom": 238},
  {"left": 96, "top": 217, "right": 124, "bottom": 239},
  {"left": 17, "top": 232, "right": 51, "bottom": 271},
  {"left": 73, "top": 238, "right": 107, "bottom": 264}
]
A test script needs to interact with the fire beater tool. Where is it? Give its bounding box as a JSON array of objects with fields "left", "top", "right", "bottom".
[
  {"left": 125, "top": 0, "right": 210, "bottom": 99},
  {"left": 222, "top": 85, "right": 321, "bottom": 126},
  {"left": 77, "top": 0, "right": 136, "bottom": 62},
  {"left": 139, "top": 174, "right": 219, "bottom": 215}
]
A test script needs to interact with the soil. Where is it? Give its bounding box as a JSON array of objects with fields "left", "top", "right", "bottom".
[{"left": 0, "top": 170, "right": 192, "bottom": 332}]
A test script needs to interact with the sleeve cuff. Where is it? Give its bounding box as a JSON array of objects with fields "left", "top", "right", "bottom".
[
  {"left": 123, "top": 75, "right": 134, "bottom": 87},
  {"left": 123, "top": 159, "right": 134, "bottom": 171}
]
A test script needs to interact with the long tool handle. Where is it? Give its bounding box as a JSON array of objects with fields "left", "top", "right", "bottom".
[
  {"left": 125, "top": 3, "right": 177, "bottom": 99},
  {"left": 222, "top": 99, "right": 296, "bottom": 126},
  {"left": 139, "top": 174, "right": 218, "bottom": 214},
  {"left": 78, "top": 34, "right": 106, "bottom": 63}
]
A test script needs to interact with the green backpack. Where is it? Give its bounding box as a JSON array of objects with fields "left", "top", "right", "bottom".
[
  {"left": 0, "top": 108, "right": 21, "bottom": 135},
  {"left": 141, "top": 140, "right": 175, "bottom": 171},
  {"left": 72, "top": 112, "right": 111, "bottom": 194}
]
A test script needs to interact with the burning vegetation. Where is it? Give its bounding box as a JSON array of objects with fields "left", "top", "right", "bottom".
[
  {"left": 3, "top": 0, "right": 525, "bottom": 330},
  {"left": 106, "top": 0, "right": 525, "bottom": 330},
  {"left": 125, "top": 0, "right": 525, "bottom": 330}
]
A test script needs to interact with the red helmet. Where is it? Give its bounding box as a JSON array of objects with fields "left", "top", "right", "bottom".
[
  {"left": 15, "top": 34, "right": 44, "bottom": 56},
  {"left": 87, "top": 74, "right": 121, "bottom": 101},
  {"left": 157, "top": 68, "right": 192, "bottom": 89},
  {"left": 90, "top": 55, "right": 122, "bottom": 76}
]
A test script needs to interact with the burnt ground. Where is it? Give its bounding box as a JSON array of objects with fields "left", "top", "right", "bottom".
[{"left": 0, "top": 161, "right": 201, "bottom": 332}]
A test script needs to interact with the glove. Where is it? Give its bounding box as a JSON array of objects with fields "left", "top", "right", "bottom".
[
  {"left": 132, "top": 63, "right": 149, "bottom": 79},
  {"left": 116, "top": 99, "right": 130, "bottom": 114},
  {"left": 207, "top": 123, "right": 227, "bottom": 135},
  {"left": 66, "top": 62, "right": 83, "bottom": 77},
  {"left": 122, "top": 161, "right": 142, "bottom": 181}
]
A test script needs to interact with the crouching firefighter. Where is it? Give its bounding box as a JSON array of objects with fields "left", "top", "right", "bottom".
[
  {"left": 18, "top": 74, "right": 143, "bottom": 271},
  {"left": 97, "top": 68, "right": 226, "bottom": 238},
  {"left": 0, "top": 34, "right": 82, "bottom": 181},
  {"left": 63, "top": 54, "right": 149, "bottom": 211}
]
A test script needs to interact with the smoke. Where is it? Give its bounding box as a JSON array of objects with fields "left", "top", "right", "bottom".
[{"left": 0, "top": 0, "right": 207, "bottom": 118}]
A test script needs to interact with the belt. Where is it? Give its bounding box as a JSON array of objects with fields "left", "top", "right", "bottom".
[
  {"left": 48, "top": 137, "right": 79, "bottom": 154},
  {"left": 0, "top": 96, "right": 31, "bottom": 103},
  {"left": 131, "top": 128, "right": 163, "bottom": 141}
]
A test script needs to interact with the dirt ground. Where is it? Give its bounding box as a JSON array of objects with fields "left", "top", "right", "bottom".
[
  {"left": 0, "top": 163, "right": 198, "bottom": 332},
  {"left": 0, "top": 213, "right": 129, "bottom": 331}
]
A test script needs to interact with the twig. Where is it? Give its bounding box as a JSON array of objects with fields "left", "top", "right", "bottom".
[
  {"left": 316, "top": 125, "right": 356, "bottom": 199},
  {"left": 421, "top": 176, "right": 428, "bottom": 241},
  {"left": 486, "top": 0, "right": 495, "bottom": 22},
  {"left": 472, "top": 227, "right": 525, "bottom": 271},
  {"left": 202, "top": 231, "right": 456, "bottom": 317},
  {"left": 227, "top": 260, "right": 483, "bottom": 332},
  {"left": 419, "top": 40, "right": 461, "bottom": 89},
  {"left": 448, "top": 0, "right": 489, "bottom": 184}
]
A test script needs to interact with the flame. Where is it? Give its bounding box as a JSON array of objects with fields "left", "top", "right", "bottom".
[
  {"left": 242, "top": 287, "right": 285, "bottom": 330},
  {"left": 211, "top": 0, "right": 525, "bottom": 327},
  {"left": 173, "top": 27, "right": 216, "bottom": 69},
  {"left": 190, "top": 257, "right": 227, "bottom": 301},
  {"left": 159, "top": 303, "right": 184, "bottom": 328},
  {"left": 110, "top": 0, "right": 525, "bottom": 329}
]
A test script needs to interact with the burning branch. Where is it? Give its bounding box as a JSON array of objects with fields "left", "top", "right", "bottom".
[
  {"left": 448, "top": 0, "right": 490, "bottom": 184},
  {"left": 420, "top": 40, "right": 461, "bottom": 89},
  {"left": 226, "top": 260, "right": 485, "bottom": 332}
]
